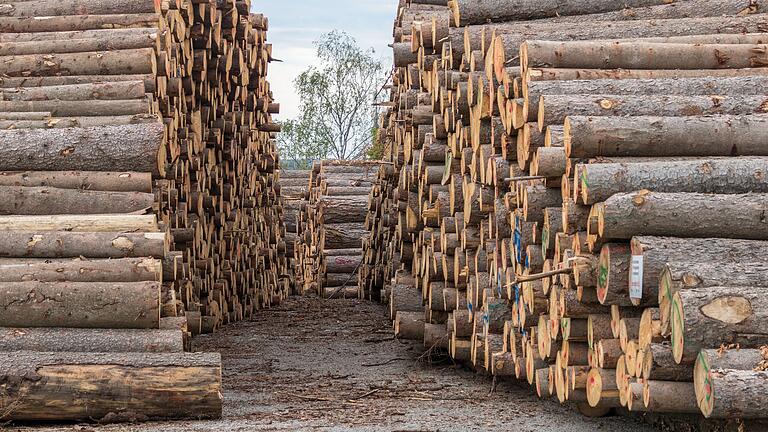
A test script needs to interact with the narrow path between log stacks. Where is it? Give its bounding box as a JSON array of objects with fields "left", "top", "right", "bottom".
[{"left": 21, "top": 297, "right": 657, "bottom": 432}]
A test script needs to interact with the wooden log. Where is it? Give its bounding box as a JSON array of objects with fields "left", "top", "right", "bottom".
[
  {"left": 695, "top": 366, "right": 768, "bottom": 418},
  {"left": 0, "top": 14, "right": 160, "bottom": 33},
  {"left": 0, "top": 98, "right": 152, "bottom": 117},
  {"left": 0, "top": 74, "right": 157, "bottom": 92},
  {"left": 586, "top": 367, "right": 620, "bottom": 407},
  {"left": 0, "top": 32, "right": 162, "bottom": 56},
  {"left": 424, "top": 323, "right": 448, "bottom": 349},
  {"left": 522, "top": 40, "right": 768, "bottom": 71},
  {"left": 565, "top": 115, "right": 768, "bottom": 159},
  {"left": 320, "top": 223, "right": 369, "bottom": 249},
  {"left": 642, "top": 342, "right": 693, "bottom": 381},
  {"left": 0, "top": 114, "right": 162, "bottom": 129},
  {"left": 598, "top": 192, "right": 768, "bottom": 241},
  {"left": 596, "top": 243, "right": 632, "bottom": 306},
  {"left": 0, "top": 231, "right": 167, "bottom": 258},
  {"left": 538, "top": 94, "right": 768, "bottom": 130},
  {"left": 0, "top": 351, "right": 221, "bottom": 421},
  {"left": 324, "top": 254, "right": 362, "bottom": 273},
  {"left": 642, "top": 381, "right": 700, "bottom": 414},
  {"left": 671, "top": 286, "right": 768, "bottom": 363},
  {"left": 0, "top": 48, "right": 157, "bottom": 77},
  {"left": 0, "top": 171, "right": 151, "bottom": 192},
  {"left": 0, "top": 328, "right": 183, "bottom": 352},
  {"left": 0, "top": 123, "right": 166, "bottom": 176},
  {"left": 395, "top": 311, "right": 426, "bottom": 340},
  {"left": 579, "top": 158, "right": 768, "bottom": 204},
  {"left": 0, "top": 281, "right": 160, "bottom": 328},
  {"left": 0, "top": 0, "right": 158, "bottom": 17},
  {"left": 0, "top": 214, "right": 157, "bottom": 232},
  {"left": 0, "top": 81, "right": 147, "bottom": 101},
  {"left": 318, "top": 195, "right": 368, "bottom": 223},
  {"left": 0, "top": 186, "right": 154, "bottom": 215},
  {"left": 0, "top": 257, "right": 162, "bottom": 282}
]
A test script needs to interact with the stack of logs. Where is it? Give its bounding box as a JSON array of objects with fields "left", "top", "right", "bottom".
[
  {"left": 278, "top": 169, "right": 311, "bottom": 294},
  {"left": 293, "top": 160, "right": 384, "bottom": 298},
  {"left": 361, "top": 0, "right": 768, "bottom": 423},
  {"left": 0, "top": 0, "right": 286, "bottom": 423}
]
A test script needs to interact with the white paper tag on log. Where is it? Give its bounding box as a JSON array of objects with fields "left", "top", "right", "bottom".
[{"left": 629, "top": 255, "right": 643, "bottom": 301}]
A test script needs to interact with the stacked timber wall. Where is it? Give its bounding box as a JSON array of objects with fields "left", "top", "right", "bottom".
[
  {"left": 361, "top": 0, "right": 768, "bottom": 423},
  {"left": 0, "top": 0, "right": 285, "bottom": 423}
]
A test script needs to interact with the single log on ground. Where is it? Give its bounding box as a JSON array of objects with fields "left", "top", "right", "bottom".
[
  {"left": 0, "top": 257, "right": 162, "bottom": 282},
  {"left": 0, "top": 231, "right": 167, "bottom": 258},
  {"left": 565, "top": 115, "right": 768, "bottom": 158},
  {"left": 0, "top": 351, "right": 221, "bottom": 421},
  {"left": 0, "top": 328, "right": 183, "bottom": 352},
  {"left": 598, "top": 192, "right": 768, "bottom": 240},
  {"left": 0, "top": 171, "right": 152, "bottom": 192},
  {"left": 0, "top": 186, "right": 154, "bottom": 215},
  {"left": 0, "top": 281, "right": 160, "bottom": 328},
  {"left": 671, "top": 286, "right": 768, "bottom": 363},
  {"left": 538, "top": 94, "right": 768, "bottom": 130},
  {"left": 0, "top": 123, "right": 166, "bottom": 175},
  {"left": 579, "top": 158, "right": 768, "bottom": 204},
  {"left": 522, "top": 40, "right": 768, "bottom": 71}
]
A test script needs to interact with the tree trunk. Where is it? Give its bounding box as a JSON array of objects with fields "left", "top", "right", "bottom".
[
  {"left": 632, "top": 236, "right": 768, "bottom": 323},
  {"left": 565, "top": 115, "right": 768, "bottom": 159},
  {"left": 0, "top": 123, "right": 166, "bottom": 175},
  {"left": 598, "top": 192, "right": 768, "bottom": 241},
  {"left": 0, "top": 281, "right": 160, "bottom": 328},
  {"left": 0, "top": 186, "right": 154, "bottom": 215},
  {"left": 320, "top": 223, "right": 369, "bottom": 249},
  {"left": 0, "top": 257, "right": 162, "bottom": 282},
  {"left": 0, "top": 231, "right": 167, "bottom": 258},
  {"left": 0, "top": 98, "right": 153, "bottom": 117},
  {"left": 0, "top": 81, "right": 147, "bottom": 101},
  {"left": 523, "top": 76, "right": 768, "bottom": 123},
  {"left": 579, "top": 158, "right": 768, "bottom": 204},
  {"left": 0, "top": 351, "right": 221, "bottom": 421},
  {"left": 539, "top": 94, "right": 768, "bottom": 130},
  {"left": 671, "top": 286, "right": 768, "bottom": 364},
  {"left": 696, "top": 368, "right": 768, "bottom": 419},
  {"left": 0, "top": 48, "right": 157, "bottom": 77},
  {"left": 318, "top": 195, "right": 368, "bottom": 223},
  {"left": 0, "top": 327, "right": 183, "bottom": 352},
  {"left": 0, "top": 171, "right": 151, "bottom": 192},
  {"left": 522, "top": 40, "right": 768, "bottom": 71}
]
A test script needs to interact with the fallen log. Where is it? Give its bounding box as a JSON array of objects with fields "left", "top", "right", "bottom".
[
  {"left": 0, "top": 351, "right": 222, "bottom": 421},
  {"left": 0, "top": 281, "right": 161, "bottom": 328},
  {"left": 0, "top": 327, "right": 183, "bottom": 352}
]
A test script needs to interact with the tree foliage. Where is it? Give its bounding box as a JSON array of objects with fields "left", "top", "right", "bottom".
[{"left": 277, "top": 31, "right": 387, "bottom": 164}]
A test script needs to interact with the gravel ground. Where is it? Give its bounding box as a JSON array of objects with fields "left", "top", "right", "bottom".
[{"left": 6, "top": 297, "right": 708, "bottom": 431}]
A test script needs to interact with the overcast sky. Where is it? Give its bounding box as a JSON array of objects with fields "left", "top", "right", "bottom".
[{"left": 253, "top": 1, "right": 399, "bottom": 119}]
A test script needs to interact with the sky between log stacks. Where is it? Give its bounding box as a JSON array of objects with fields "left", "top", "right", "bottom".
[{"left": 253, "top": 0, "right": 399, "bottom": 120}]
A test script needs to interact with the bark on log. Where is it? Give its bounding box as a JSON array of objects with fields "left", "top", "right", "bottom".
[
  {"left": 0, "top": 81, "right": 147, "bottom": 101},
  {"left": 0, "top": 281, "right": 160, "bottom": 329},
  {"left": 0, "top": 48, "right": 157, "bottom": 77},
  {"left": 579, "top": 158, "right": 768, "bottom": 204},
  {"left": 0, "top": 74, "right": 156, "bottom": 92},
  {"left": 0, "top": 0, "right": 158, "bottom": 17},
  {"left": 671, "top": 286, "right": 768, "bottom": 363},
  {"left": 539, "top": 94, "right": 768, "bottom": 130},
  {"left": 395, "top": 311, "right": 426, "bottom": 340},
  {"left": 0, "top": 351, "right": 221, "bottom": 421},
  {"left": 0, "top": 186, "right": 154, "bottom": 215},
  {"left": 522, "top": 41, "right": 768, "bottom": 71},
  {"left": 696, "top": 367, "right": 768, "bottom": 418},
  {"left": 0, "top": 98, "right": 153, "bottom": 117},
  {"left": 320, "top": 223, "right": 369, "bottom": 249},
  {"left": 0, "top": 214, "right": 158, "bottom": 232},
  {"left": 0, "top": 114, "right": 161, "bottom": 129},
  {"left": 642, "top": 381, "right": 700, "bottom": 413},
  {"left": 0, "top": 123, "right": 166, "bottom": 175},
  {"left": 642, "top": 342, "right": 693, "bottom": 381},
  {"left": 0, "top": 257, "right": 162, "bottom": 282},
  {"left": 318, "top": 195, "right": 369, "bottom": 223},
  {"left": 598, "top": 192, "right": 768, "bottom": 241},
  {"left": 0, "top": 31, "right": 161, "bottom": 56},
  {"left": 0, "top": 231, "right": 167, "bottom": 258},
  {"left": 526, "top": 67, "right": 768, "bottom": 83},
  {"left": 0, "top": 328, "right": 183, "bottom": 352},
  {"left": 324, "top": 254, "right": 362, "bottom": 273},
  {"left": 596, "top": 243, "right": 632, "bottom": 306},
  {"left": 0, "top": 14, "right": 160, "bottom": 33},
  {"left": 565, "top": 115, "right": 768, "bottom": 159}
]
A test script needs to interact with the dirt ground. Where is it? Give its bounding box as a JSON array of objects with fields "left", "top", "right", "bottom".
[{"left": 13, "top": 297, "right": 668, "bottom": 432}]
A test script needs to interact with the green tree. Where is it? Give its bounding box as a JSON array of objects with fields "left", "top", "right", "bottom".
[{"left": 277, "top": 30, "right": 388, "bottom": 163}]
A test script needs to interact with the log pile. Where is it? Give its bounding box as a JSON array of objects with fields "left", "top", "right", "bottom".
[
  {"left": 361, "top": 0, "right": 768, "bottom": 422},
  {"left": 0, "top": 0, "right": 286, "bottom": 423},
  {"left": 294, "top": 160, "right": 384, "bottom": 298},
  {"left": 278, "top": 169, "right": 311, "bottom": 295}
]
